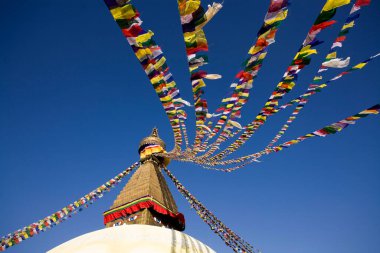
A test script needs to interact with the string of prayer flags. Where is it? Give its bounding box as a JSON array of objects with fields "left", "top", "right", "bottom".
[
  {"left": 202, "top": 52, "right": 378, "bottom": 166},
  {"left": 100, "top": 0, "right": 377, "bottom": 173},
  {"left": 196, "top": 0, "right": 290, "bottom": 157},
  {"left": 188, "top": 103, "right": 380, "bottom": 171},
  {"left": 203, "top": 0, "right": 352, "bottom": 162},
  {"left": 199, "top": 1, "right": 320, "bottom": 160},
  {"left": 103, "top": 0, "right": 188, "bottom": 149},
  {"left": 162, "top": 165, "right": 255, "bottom": 253},
  {"left": 250, "top": 53, "right": 378, "bottom": 150},
  {"left": 278, "top": 53, "right": 379, "bottom": 113},
  {"left": 329, "top": 53, "right": 379, "bottom": 81},
  {"left": 180, "top": 119, "right": 190, "bottom": 148},
  {"left": 320, "top": 0, "right": 371, "bottom": 71},
  {"left": 177, "top": 1, "right": 223, "bottom": 151},
  {"left": 3, "top": 2, "right": 379, "bottom": 252},
  {"left": 0, "top": 162, "right": 140, "bottom": 251},
  {"left": 266, "top": 0, "right": 372, "bottom": 148},
  {"left": 199, "top": 158, "right": 261, "bottom": 172},
  {"left": 205, "top": 0, "right": 290, "bottom": 135},
  {"left": 186, "top": 61, "right": 380, "bottom": 169},
  {"left": 272, "top": 103, "right": 380, "bottom": 160}
]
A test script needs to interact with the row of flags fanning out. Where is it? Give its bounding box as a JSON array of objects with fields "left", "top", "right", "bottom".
[
  {"left": 195, "top": 104, "right": 380, "bottom": 172},
  {"left": 162, "top": 165, "right": 255, "bottom": 253},
  {"left": 0, "top": 159, "right": 257, "bottom": 253},
  {"left": 194, "top": 0, "right": 291, "bottom": 157},
  {"left": 103, "top": 0, "right": 376, "bottom": 174},
  {"left": 2, "top": 100, "right": 377, "bottom": 249},
  {"left": 104, "top": 0, "right": 188, "bottom": 148},
  {"left": 265, "top": 0, "right": 374, "bottom": 148},
  {"left": 178, "top": 0, "right": 223, "bottom": 149},
  {"left": 2, "top": 0, "right": 377, "bottom": 252},
  {"left": 182, "top": 0, "right": 360, "bottom": 163},
  {"left": 174, "top": 0, "right": 375, "bottom": 166},
  {"left": 205, "top": 0, "right": 290, "bottom": 144},
  {"left": 0, "top": 162, "right": 140, "bottom": 251}
]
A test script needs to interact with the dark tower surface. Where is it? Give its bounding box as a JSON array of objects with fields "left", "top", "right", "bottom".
[{"left": 103, "top": 128, "right": 185, "bottom": 231}]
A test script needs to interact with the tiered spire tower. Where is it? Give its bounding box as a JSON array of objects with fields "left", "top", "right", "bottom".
[{"left": 103, "top": 128, "right": 185, "bottom": 231}]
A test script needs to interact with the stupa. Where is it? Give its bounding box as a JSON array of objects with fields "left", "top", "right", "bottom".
[{"left": 47, "top": 128, "right": 216, "bottom": 253}]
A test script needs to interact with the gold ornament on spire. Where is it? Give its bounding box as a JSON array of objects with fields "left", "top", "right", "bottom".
[{"left": 138, "top": 128, "right": 170, "bottom": 166}]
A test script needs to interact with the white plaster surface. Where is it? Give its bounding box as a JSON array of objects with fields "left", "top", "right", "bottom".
[{"left": 47, "top": 224, "right": 216, "bottom": 253}]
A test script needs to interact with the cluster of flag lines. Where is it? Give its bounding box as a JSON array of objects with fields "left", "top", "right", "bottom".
[
  {"left": 0, "top": 162, "right": 140, "bottom": 251},
  {"left": 1, "top": 0, "right": 378, "bottom": 252}
]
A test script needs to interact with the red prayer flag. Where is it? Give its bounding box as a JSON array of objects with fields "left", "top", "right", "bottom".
[
  {"left": 335, "top": 36, "right": 346, "bottom": 42},
  {"left": 355, "top": 0, "right": 371, "bottom": 7},
  {"left": 309, "top": 20, "right": 336, "bottom": 32}
]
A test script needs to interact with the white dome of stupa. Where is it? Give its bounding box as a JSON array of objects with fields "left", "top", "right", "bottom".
[{"left": 47, "top": 224, "right": 216, "bottom": 253}]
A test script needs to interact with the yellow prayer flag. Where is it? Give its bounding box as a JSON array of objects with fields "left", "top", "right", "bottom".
[
  {"left": 178, "top": 0, "right": 201, "bottom": 16},
  {"left": 154, "top": 57, "right": 166, "bottom": 70},
  {"left": 265, "top": 9, "right": 288, "bottom": 25},
  {"left": 342, "top": 21, "right": 355, "bottom": 31},
  {"left": 184, "top": 31, "right": 196, "bottom": 43},
  {"left": 294, "top": 45, "right": 317, "bottom": 59},
  {"left": 160, "top": 95, "right": 172, "bottom": 103},
  {"left": 248, "top": 45, "right": 261, "bottom": 55},
  {"left": 110, "top": 5, "right": 136, "bottom": 20},
  {"left": 196, "top": 79, "right": 206, "bottom": 88},
  {"left": 353, "top": 62, "right": 367, "bottom": 69},
  {"left": 265, "top": 101, "right": 278, "bottom": 107},
  {"left": 136, "top": 31, "right": 154, "bottom": 45},
  {"left": 241, "top": 92, "right": 249, "bottom": 97},
  {"left": 258, "top": 52, "right": 267, "bottom": 60},
  {"left": 196, "top": 120, "right": 204, "bottom": 126},
  {"left": 322, "top": 0, "right": 351, "bottom": 12},
  {"left": 135, "top": 48, "right": 152, "bottom": 60},
  {"left": 150, "top": 75, "right": 163, "bottom": 84},
  {"left": 256, "top": 115, "right": 267, "bottom": 121},
  {"left": 326, "top": 51, "right": 337, "bottom": 59},
  {"left": 166, "top": 81, "right": 176, "bottom": 88},
  {"left": 300, "top": 45, "right": 312, "bottom": 52},
  {"left": 189, "top": 65, "right": 199, "bottom": 72}
]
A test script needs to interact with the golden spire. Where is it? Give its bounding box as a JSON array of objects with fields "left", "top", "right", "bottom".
[{"left": 103, "top": 128, "right": 184, "bottom": 230}]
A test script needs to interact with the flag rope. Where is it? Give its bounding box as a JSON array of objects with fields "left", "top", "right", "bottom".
[
  {"left": 162, "top": 164, "right": 255, "bottom": 253},
  {"left": 0, "top": 162, "right": 140, "bottom": 251}
]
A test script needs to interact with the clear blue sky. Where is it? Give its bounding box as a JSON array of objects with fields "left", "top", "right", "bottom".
[{"left": 0, "top": 1, "right": 379, "bottom": 252}]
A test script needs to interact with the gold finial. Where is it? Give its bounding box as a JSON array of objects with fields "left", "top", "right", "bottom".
[
  {"left": 151, "top": 127, "right": 159, "bottom": 138},
  {"left": 138, "top": 128, "right": 166, "bottom": 153},
  {"left": 138, "top": 128, "right": 170, "bottom": 167}
]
